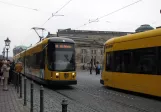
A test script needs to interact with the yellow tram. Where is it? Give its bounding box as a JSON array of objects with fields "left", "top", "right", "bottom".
[
  {"left": 13, "top": 37, "right": 77, "bottom": 85},
  {"left": 100, "top": 28, "right": 161, "bottom": 97}
]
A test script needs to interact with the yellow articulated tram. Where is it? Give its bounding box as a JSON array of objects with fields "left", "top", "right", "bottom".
[
  {"left": 100, "top": 28, "right": 161, "bottom": 97},
  {"left": 13, "top": 37, "right": 77, "bottom": 85}
]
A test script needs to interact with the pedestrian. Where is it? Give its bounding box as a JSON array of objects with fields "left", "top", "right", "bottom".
[
  {"left": 9, "top": 60, "right": 15, "bottom": 84},
  {"left": 0, "top": 60, "right": 3, "bottom": 85},
  {"left": 95, "top": 62, "right": 97, "bottom": 75},
  {"left": 83, "top": 64, "right": 85, "bottom": 70},
  {"left": 14, "top": 61, "right": 23, "bottom": 86},
  {"left": 1, "top": 60, "right": 10, "bottom": 91},
  {"left": 7, "top": 60, "right": 11, "bottom": 84},
  {"left": 90, "top": 57, "right": 93, "bottom": 74},
  {"left": 95, "top": 61, "right": 101, "bottom": 75},
  {"left": 97, "top": 62, "right": 101, "bottom": 75},
  {"left": 90, "top": 65, "right": 92, "bottom": 74}
]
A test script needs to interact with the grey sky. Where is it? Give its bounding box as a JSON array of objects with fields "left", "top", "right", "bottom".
[{"left": 0, "top": 0, "right": 160, "bottom": 57}]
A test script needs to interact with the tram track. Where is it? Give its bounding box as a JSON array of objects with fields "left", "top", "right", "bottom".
[
  {"left": 25, "top": 83, "right": 154, "bottom": 112},
  {"left": 77, "top": 86, "right": 152, "bottom": 112},
  {"left": 23, "top": 76, "right": 160, "bottom": 112},
  {"left": 52, "top": 88, "right": 105, "bottom": 112},
  {"left": 76, "top": 84, "right": 161, "bottom": 112},
  {"left": 53, "top": 85, "right": 153, "bottom": 112}
]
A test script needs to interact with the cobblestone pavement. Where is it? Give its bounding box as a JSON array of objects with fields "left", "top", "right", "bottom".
[
  {"left": 0, "top": 84, "right": 29, "bottom": 112},
  {"left": 20, "top": 70, "right": 161, "bottom": 112},
  {"left": 74, "top": 71, "right": 161, "bottom": 112}
]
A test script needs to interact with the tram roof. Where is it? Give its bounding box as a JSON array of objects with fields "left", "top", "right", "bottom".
[
  {"left": 104, "top": 28, "right": 161, "bottom": 45},
  {"left": 25, "top": 37, "right": 75, "bottom": 51},
  {"left": 48, "top": 37, "right": 75, "bottom": 43},
  {"left": 13, "top": 37, "right": 75, "bottom": 58}
]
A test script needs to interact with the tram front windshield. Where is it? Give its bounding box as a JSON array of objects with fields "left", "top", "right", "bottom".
[{"left": 48, "top": 43, "right": 75, "bottom": 71}]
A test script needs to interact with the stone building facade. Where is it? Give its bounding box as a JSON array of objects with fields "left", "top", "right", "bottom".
[
  {"left": 57, "top": 29, "right": 133, "bottom": 70},
  {"left": 13, "top": 45, "right": 28, "bottom": 56}
]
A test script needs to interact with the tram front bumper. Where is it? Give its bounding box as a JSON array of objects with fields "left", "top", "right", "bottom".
[{"left": 47, "top": 80, "right": 77, "bottom": 85}]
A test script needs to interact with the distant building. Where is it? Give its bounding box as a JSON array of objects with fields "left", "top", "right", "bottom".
[
  {"left": 46, "top": 32, "right": 57, "bottom": 38},
  {"left": 135, "top": 24, "right": 154, "bottom": 33},
  {"left": 13, "top": 45, "right": 28, "bottom": 56},
  {"left": 156, "top": 26, "right": 161, "bottom": 29},
  {"left": 54, "top": 28, "right": 133, "bottom": 69}
]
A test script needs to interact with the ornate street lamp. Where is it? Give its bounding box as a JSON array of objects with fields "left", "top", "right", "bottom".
[{"left": 4, "top": 37, "right": 11, "bottom": 60}]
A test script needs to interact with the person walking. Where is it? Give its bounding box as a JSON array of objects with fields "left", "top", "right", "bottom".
[
  {"left": 90, "top": 57, "right": 93, "bottom": 74},
  {"left": 95, "top": 62, "right": 98, "bottom": 75},
  {"left": 15, "top": 61, "right": 23, "bottom": 74},
  {"left": 97, "top": 62, "right": 101, "bottom": 75},
  {"left": 14, "top": 61, "right": 23, "bottom": 86},
  {"left": 7, "top": 60, "right": 11, "bottom": 84},
  {"left": 0, "top": 60, "right": 3, "bottom": 85},
  {"left": 9, "top": 61, "right": 15, "bottom": 84},
  {"left": 1, "top": 60, "right": 10, "bottom": 91},
  {"left": 95, "top": 61, "right": 101, "bottom": 75}
]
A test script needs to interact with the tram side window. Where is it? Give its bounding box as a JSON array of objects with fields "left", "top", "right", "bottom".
[
  {"left": 114, "top": 51, "right": 132, "bottom": 73},
  {"left": 106, "top": 52, "right": 113, "bottom": 71},
  {"left": 19, "top": 57, "right": 23, "bottom": 63},
  {"left": 133, "top": 47, "right": 157, "bottom": 74},
  {"left": 35, "top": 52, "right": 41, "bottom": 68},
  {"left": 25, "top": 56, "right": 30, "bottom": 68},
  {"left": 21, "top": 57, "right": 24, "bottom": 66},
  {"left": 122, "top": 52, "right": 132, "bottom": 73},
  {"left": 29, "top": 54, "right": 36, "bottom": 68},
  {"left": 159, "top": 47, "right": 161, "bottom": 75},
  {"left": 31, "top": 52, "right": 42, "bottom": 69},
  {"left": 114, "top": 51, "right": 121, "bottom": 72}
]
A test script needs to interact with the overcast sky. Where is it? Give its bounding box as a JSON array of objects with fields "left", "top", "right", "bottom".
[{"left": 0, "top": 0, "right": 160, "bottom": 57}]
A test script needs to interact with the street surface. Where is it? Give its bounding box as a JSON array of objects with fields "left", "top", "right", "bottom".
[
  {"left": 0, "top": 85, "right": 29, "bottom": 112},
  {"left": 23, "top": 71, "right": 161, "bottom": 112}
]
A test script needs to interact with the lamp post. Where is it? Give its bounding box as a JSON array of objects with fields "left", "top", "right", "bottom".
[{"left": 4, "top": 37, "right": 11, "bottom": 60}]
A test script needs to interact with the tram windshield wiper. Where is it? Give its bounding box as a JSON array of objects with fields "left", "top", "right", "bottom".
[{"left": 64, "top": 54, "right": 70, "bottom": 62}]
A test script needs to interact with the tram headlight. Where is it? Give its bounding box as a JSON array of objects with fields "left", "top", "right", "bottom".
[
  {"left": 56, "top": 73, "right": 59, "bottom": 76},
  {"left": 72, "top": 73, "right": 75, "bottom": 76}
]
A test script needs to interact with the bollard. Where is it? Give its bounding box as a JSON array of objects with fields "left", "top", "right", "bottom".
[
  {"left": 20, "top": 74, "right": 22, "bottom": 98},
  {"left": 40, "top": 85, "right": 44, "bottom": 112},
  {"left": 62, "top": 99, "right": 68, "bottom": 112},
  {"left": 13, "top": 71, "right": 17, "bottom": 89},
  {"left": 24, "top": 77, "right": 27, "bottom": 106},
  {"left": 17, "top": 73, "right": 19, "bottom": 93},
  {"left": 30, "top": 81, "right": 34, "bottom": 112},
  {"left": 14, "top": 71, "right": 17, "bottom": 89}
]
